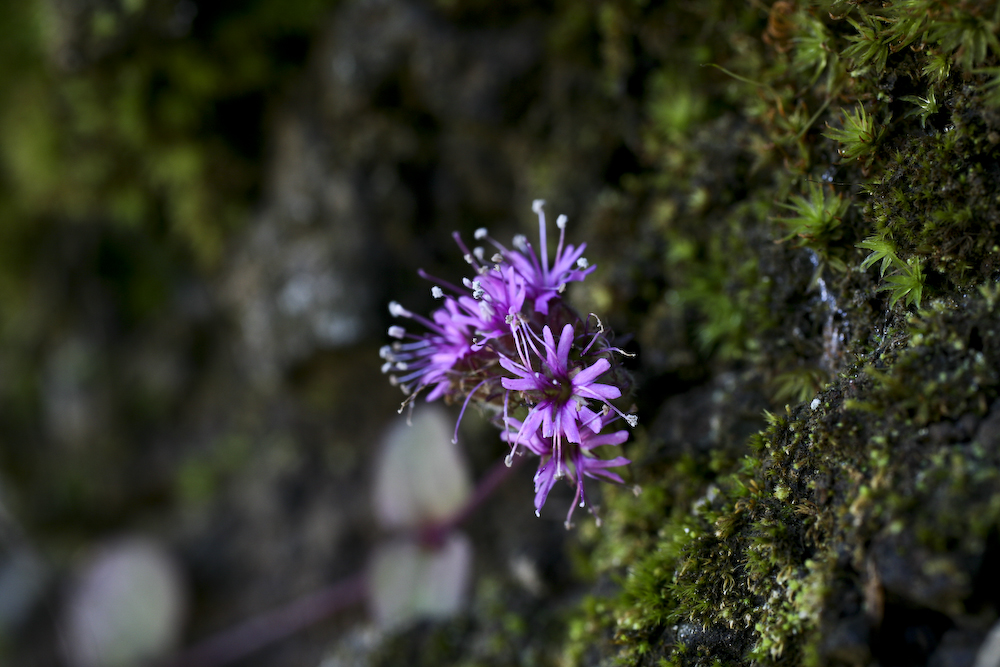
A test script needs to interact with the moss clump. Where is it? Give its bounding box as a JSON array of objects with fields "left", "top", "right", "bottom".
[
  {"left": 866, "top": 88, "right": 1000, "bottom": 288},
  {"left": 595, "top": 289, "right": 1000, "bottom": 666},
  {"left": 560, "top": 0, "right": 1000, "bottom": 664}
]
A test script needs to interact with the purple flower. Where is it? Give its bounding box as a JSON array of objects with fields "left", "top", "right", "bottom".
[
  {"left": 382, "top": 298, "right": 477, "bottom": 401},
  {"left": 502, "top": 415, "right": 630, "bottom": 526},
  {"left": 500, "top": 200, "right": 596, "bottom": 315},
  {"left": 460, "top": 265, "right": 527, "bottom": 349},
  {"left": 383, "top": 200, "right": 637, "bottom": 527},
  {"left": 499, "top": 323, "right": 624, "bottom": 448}
]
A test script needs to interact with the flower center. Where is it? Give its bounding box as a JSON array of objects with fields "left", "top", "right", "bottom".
[{"left": 542, "top": 376, "right": 574, "bottom": 405}]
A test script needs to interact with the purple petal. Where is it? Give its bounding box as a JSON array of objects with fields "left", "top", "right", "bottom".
[
  {"left": 576, "top": 381, "right": 622, "bottom": 401},
  {"left": 577, "top": 405, "right": 602, "bottom": 433},
  {"left": 518, "top": 408, "right": 545, "bottom": 445},
  {"left": 557, "top": 324, "right": 574, "bottom": 365},
  {"left": 557, "top": 404, "right": 582, "bottom": 443},
  {"left": 580, "top": 455, "right": 630, "bottom": 483},
  {"left": 533, "top": 459, "right": 558, "bottom": 511},
  {"left": 542, "top": 326, "right": 556, "bottom": 360},
  {"left": 532, "top": 291, "right": 557, "bottom": 315},
  {"left": 572, "top": 358, "right": 611, "bottom": 386},
  {"left": 502, "top": 377, "right": 539, "bottom": 392},
  {"left": 580, "top": 429, "right": 629, "bottom": 449},
  {"left": 498, "top": 356, "right": 533, "bottom": 378}
]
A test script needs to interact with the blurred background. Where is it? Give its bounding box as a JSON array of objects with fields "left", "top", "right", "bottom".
[{"left": 0, "top": 0, "right": 733, "bottom": 664}]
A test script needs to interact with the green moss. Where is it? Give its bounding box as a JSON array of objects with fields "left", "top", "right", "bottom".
[
  {"left": 0, "top": 0, "right": 337, "bottom": 265},
  {"left": 557, "top": 1, "right": 1000, "bottom": 664}
]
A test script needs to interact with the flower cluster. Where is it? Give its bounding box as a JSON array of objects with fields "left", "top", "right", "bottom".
[{"left": 381, "top": 200, "right": 636, "bottom": 528}]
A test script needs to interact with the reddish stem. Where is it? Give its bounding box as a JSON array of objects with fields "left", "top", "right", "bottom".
[
  {"left": 159, "top": 573, "right": 366, "bottom": 667},
  {"left": 160, "top": 453, "right": 523, "bottom": 667}
]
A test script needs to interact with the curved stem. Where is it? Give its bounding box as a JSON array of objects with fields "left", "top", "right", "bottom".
[{"left": 159, "top": 573, "right": 367, "bottom": 667}]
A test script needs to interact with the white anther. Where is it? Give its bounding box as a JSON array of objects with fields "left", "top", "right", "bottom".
[
  {"left": 388, "top": 325, "right": 406, "bottom": 339},
  {"left": 473, "top": 247, "right": 485, "bottom": 261},
  {"left": 577, "top": 257, "right": 589, "bottom": 269},
  {"left": 474, "top": 227, "right": 488, "bottom": 240},
  {"left": 492, "top": 253, "right": 504, "bottom": 263},
  {"left": 558, "top": 283, "right": 566, "bottom": 293},
  {"left": 463, "top": 277, "right": 475, "bottom": 289},
  {"left": 513, "top": 234, "right": 528, "bottom": 251},
  {"left": 556, "top": 214, "right": 568, "bottom": 229},
  {"left": 388, "top": 301, "right": 410, "bottom": 318},
  {"left": 379, "top": 345, "right": 393, "bottom": 359},
  {"left": 532, "top": 199, "right": 545, "bottom": 214},
  {"left": 431, "top": 286, "right": 444, "bottom": 299},
  {"left": 479, "top": 301, "right": 494, "bottom": 319},
  {"left": 463, "top": 253, "right": 476, "bottom": 265},
  {"left": 381, "top": 361, "right": 393, "bottom": 373},
  {"left": 535, "top": 509, "right": 541, "bottom": 518},
  {"left": 504, "top": 453, "right": 514, "bottom": 467},
  {"left": 395, "top": 362, "right": 408, "bottom": 371},
  {"left": 624, "top": 414, "right": 639, "bottom": 427}
]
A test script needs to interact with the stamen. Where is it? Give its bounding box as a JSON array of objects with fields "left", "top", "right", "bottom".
[
  {"left": 388, "top": 302, "right": 410, "bottom": 318},
  {"left": 535, "top": 201, "right": 549, "bottom": 276},
  {"left": 473, "top": 247, "right": 485, "bottom": 261},
  {"left": 453, "top": 377, "right": 490, "bottom": 444},
  {"left": 474, "top": 227, "right": 488, "bottom": 240},
  {"left": 431, "top": 286, "right": 444, "bottom": 299},
  {"left": 491, "top": 253, "right": 504, "bottom": 263},
  {"left": 379, "top": 345, "right": 393, "bottom": 359},
  {"left": 388, "top": 325, "right": 406, "bottom": 339},
  {"left": 513, "top": 234, "right": 528, "bottom": 252},
  {"left": 556, "top": 214, "right": 567, "bottom": 230},
  {"left": 577, "top": 257, "right": 589, "bottom": 269}
]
